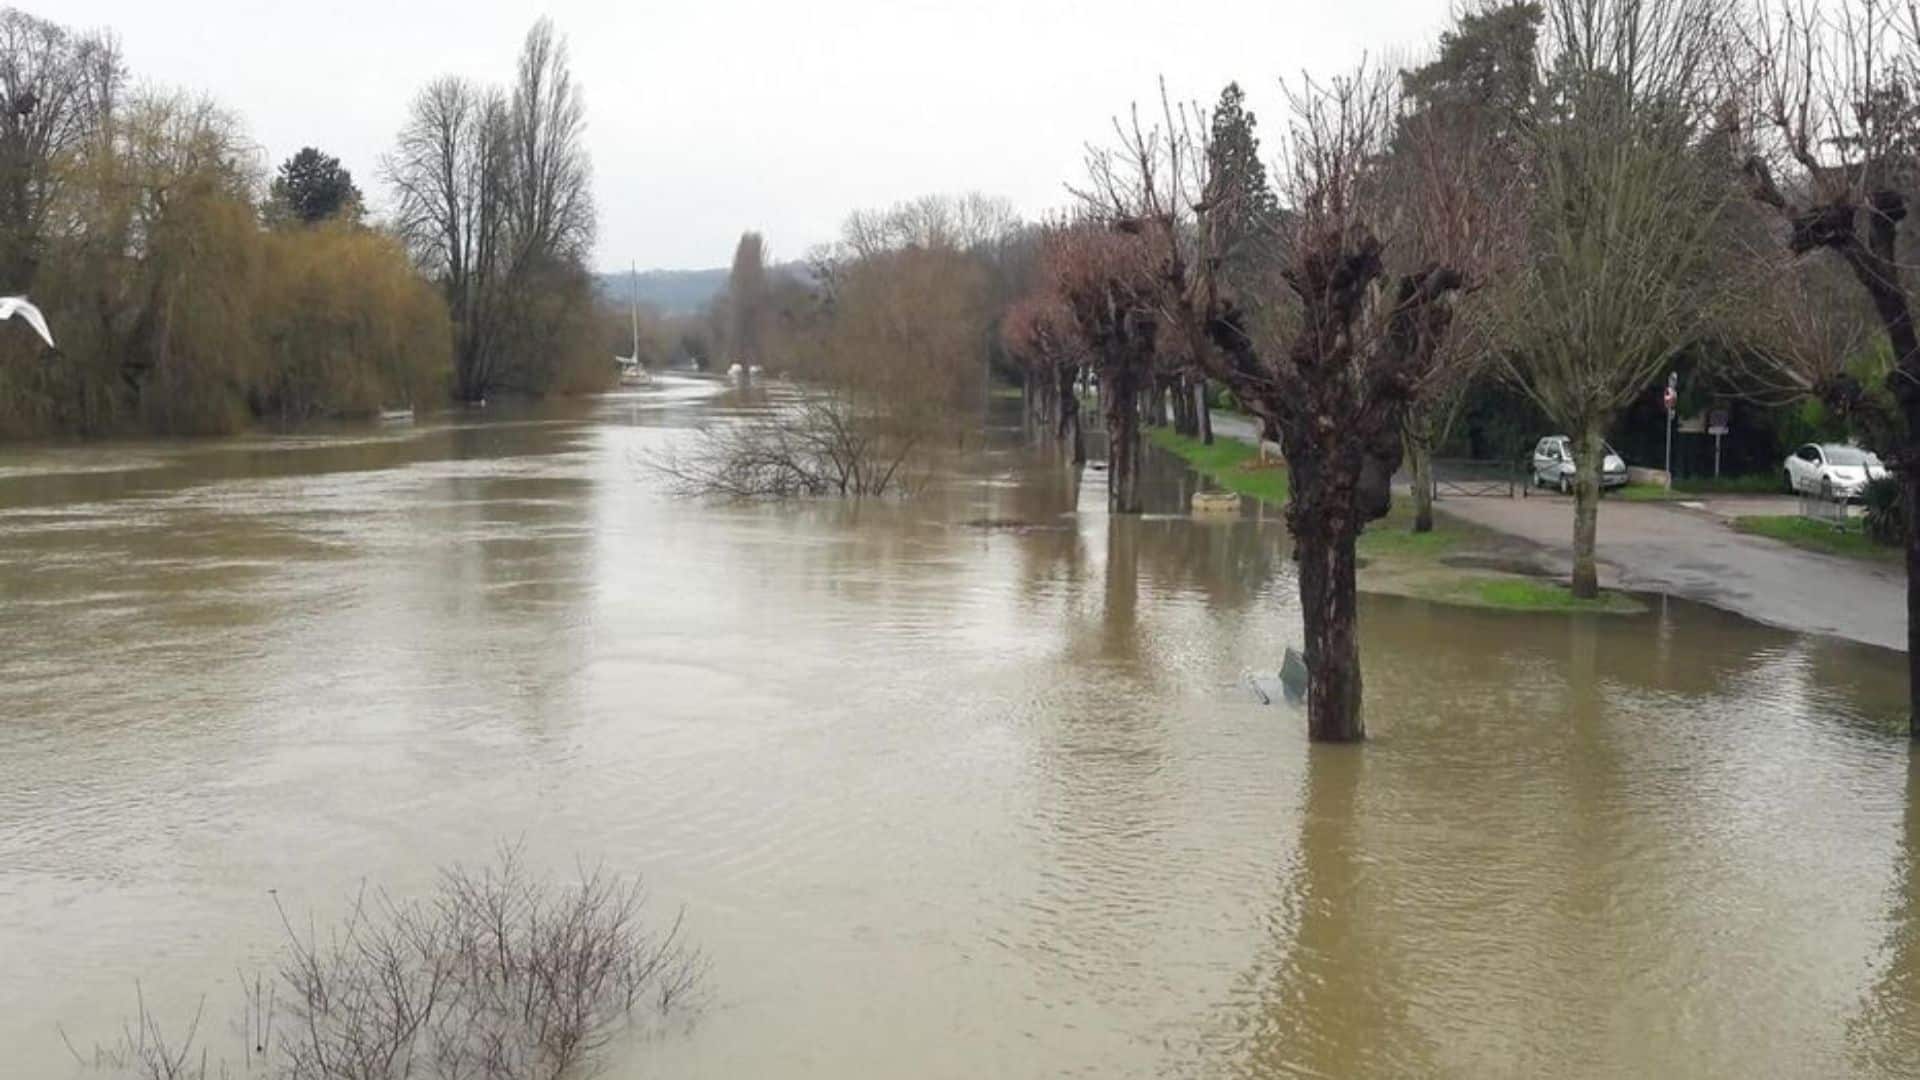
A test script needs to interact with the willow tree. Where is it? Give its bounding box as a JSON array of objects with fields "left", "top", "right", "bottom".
[
  {"left": 1082, "top": 70, "right": 1505, "bottom": 741},
  {"left": 1739, "top": 0, "right": 1920, "bottom": 729},
  {"left": 1498, "top": 0, "right": 1729, "bottom": 598}
]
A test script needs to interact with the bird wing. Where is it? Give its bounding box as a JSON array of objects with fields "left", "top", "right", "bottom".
[{"left": 0, "top": 296, "right": 54, "bottom": 349}]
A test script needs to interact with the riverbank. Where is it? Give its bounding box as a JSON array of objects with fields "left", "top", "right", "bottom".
[{"left": 1149, "top": 427, "right": 1645, "bottom": 616}]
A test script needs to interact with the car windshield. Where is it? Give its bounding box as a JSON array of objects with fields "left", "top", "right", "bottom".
[{"left": 1825, "top": 446, "right": 1873, "bottom": 466}]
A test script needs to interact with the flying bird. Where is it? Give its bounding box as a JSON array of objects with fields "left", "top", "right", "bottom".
[{"left": 0, "top": 296, "right": 54, "bottom": 350}]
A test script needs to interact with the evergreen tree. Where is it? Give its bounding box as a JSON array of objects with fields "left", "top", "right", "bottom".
[
  {"left": 1398, "top": 2, "right": 1542, "bottom": 148},
  {"left": 270, "top": 147, "right": 363, "bottom": 225},
  {"left": 1206, "top": 82, "right": 1279, "bottom": 284}
]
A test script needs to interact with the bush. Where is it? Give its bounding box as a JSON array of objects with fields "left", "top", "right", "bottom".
[
  {"left": 650, "top": 390, "right": 925, "bottom": 499},
  {"left": 66, "top": 846, "right": 702, "bottom": 1080},
  {"left": 1864, "top": 475, "right": 1906, "bottom": 547}
]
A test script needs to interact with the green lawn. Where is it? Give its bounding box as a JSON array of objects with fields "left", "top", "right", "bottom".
[
  {"left": 1613, "top": 483, "right": 1685, "bottom": 502},
  {"left": 1674, "top": 473, "right": 1787, "bottom": 496},
  {"left": 1414, "top": 576, "right": 1647, "bottom": 614},
  {"left": 1148, "top": 429, "right": 1290, "bottom": 504},
  {"left": 1732, "top": 515, "right": 1899, "bottom": 560},
  {"left": 1357, "top": 508, "right": 1463, "bottom": 558},
  {"left": 1149, "top": 427, "right": 1644, "bottom": 614}
]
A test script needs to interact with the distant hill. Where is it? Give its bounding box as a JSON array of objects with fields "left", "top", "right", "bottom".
[{"left": 595, "top": 262, "right": 811, "bottom": 315}]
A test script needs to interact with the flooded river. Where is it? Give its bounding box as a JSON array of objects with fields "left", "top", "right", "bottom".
[{"left": 2, "top": 374, "right": 1916, "bottom": 1077}]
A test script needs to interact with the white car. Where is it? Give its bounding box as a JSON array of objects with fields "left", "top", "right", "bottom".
[
  {"left": 1784, "top": 443, "right": 1887, "bottom": 500},
  {"left": 1531, "top": 435, "right": 1629, "bottom": 493}
]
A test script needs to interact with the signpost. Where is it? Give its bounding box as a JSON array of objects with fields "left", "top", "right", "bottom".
[
  {"left": 1707, "top": 406, "right": 1730, "bottom": 478},
  {"left": 1663, "top": 373, "right": 1677, "bottom": 490}
]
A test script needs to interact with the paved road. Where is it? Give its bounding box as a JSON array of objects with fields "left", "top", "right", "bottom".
[
  {"left": 1200, "top": 410, "right": 1906, "bottom": 651},
  {"left": 1434, "top": 491, "right": 1906, "bottom": 651}
]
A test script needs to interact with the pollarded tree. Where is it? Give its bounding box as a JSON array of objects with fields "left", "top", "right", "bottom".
[
  {"left": 1042, "top": 221, "right": 1158, "bottom": 514},
  {"left": 1001, "top": 289, "right": 1090, "bottom": 462},
  {"left": 1088, "top": 70, "right": 1506, "bottom": 740},
  {"left": 1498, "top": 0, "right": 1730, "bottom": 598}
]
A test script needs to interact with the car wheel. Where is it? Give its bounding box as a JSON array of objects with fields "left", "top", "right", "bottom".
[
  {"left": 1785, "top": 469, "right": 1796, "bottom": 494},
  {"left": 1559, "top": 474, "right": 1571, "bottom": 495}
]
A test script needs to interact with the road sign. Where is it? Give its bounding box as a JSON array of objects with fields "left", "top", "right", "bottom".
[{"left": 1664, "top": 373, "right": 1677, "bottom": 488}]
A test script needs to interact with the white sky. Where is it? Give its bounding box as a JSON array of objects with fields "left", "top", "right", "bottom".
[{"left": 57, "top": 0, "right": 1454, "bottom": 271}]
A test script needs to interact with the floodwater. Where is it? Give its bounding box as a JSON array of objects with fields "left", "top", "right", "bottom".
[{"left": 1, "top": 374, "right": 1916, "bottom": 1078}]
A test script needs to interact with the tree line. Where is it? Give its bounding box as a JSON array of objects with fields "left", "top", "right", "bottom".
[
  {"left": 0, "top": 8, "right": 609, "bottom": 438},
  {"left": 994, "top": 0, "right": 1920, "bottom": 740}
]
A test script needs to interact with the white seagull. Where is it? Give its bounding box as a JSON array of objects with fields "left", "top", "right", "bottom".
[{"left": 0, "top": 296, "right": 54, "bottom": 349}]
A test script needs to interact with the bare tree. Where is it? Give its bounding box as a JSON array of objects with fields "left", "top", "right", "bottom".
[
  {"left": 384, "top": 19, "right": 598, "bottom": 403},
  {"left": 507, "top": 17, "right": 594, "bottom": 268},
  {"left": 385, "top": 76, "right": 511, "bottom": 402},
  {"left": 841, "top": 192, "right": 1019, "bottom": 259},
  {"left": 651, "top": 391, "right": 924, "bottom": 498},
  {"left": 0, "top": 8, "right": 124, "bottom": 290},
  {"left": 68, "top": 847, "right": 701, "bottom": 1080},
  {"left": 1499, "top": 0, "right": 1731, "bottom": 598},
  {"left": 1736, "top": 0, "right": 1920, "bottom": 728}
]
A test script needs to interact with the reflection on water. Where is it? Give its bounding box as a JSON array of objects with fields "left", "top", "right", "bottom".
[{"left": 0, "top": 374, "right": 1915, "bottom": 1077}]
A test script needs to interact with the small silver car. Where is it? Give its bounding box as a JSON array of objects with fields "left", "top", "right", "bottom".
[{"left": 1531, "top": 435, "right": 1629, "bottom": 494}]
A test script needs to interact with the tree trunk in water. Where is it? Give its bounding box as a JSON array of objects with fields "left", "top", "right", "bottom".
[
  {"left": 1058, "top": 367, "right": 1085, "bottom": 465},
  {"left": 1296, "top": 525, "right": 1364, "bottom": 742},
  {"left": 1107, "top": 381, "right": 1141, "bottom": 514},
  {"left": 1198, "top": 383, "right": 1213, "bottom": 445},
  {"left": 1571, "top": 423, "right": 1603, "bottom": 599},
  {"left": 1408, "top": 438, "right": 1435, "bottom": 534},
  {"left": 1906, "top": 464, "right": 1920, "bottom": 736}
]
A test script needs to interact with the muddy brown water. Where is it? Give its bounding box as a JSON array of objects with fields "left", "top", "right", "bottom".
[{"left": 1, "top": 374, "right": 1916, "bottom": 1077}]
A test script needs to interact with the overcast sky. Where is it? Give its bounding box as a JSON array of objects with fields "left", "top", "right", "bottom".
[{"left": 59, "top": 0, "right": 1453, "bottom": 271}]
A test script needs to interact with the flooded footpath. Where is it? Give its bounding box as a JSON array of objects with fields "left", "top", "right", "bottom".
[{"left": 1, "top": 375, "right": 1915, "bottom": 1077}]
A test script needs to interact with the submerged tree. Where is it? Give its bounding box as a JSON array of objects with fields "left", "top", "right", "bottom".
[
  {"left": 1042, "top": 221, "right": 1159, "bottom": 514},
  {"left": 1002, "top": 288, "right": 1089, "bottom": 462},
  {"left": 1079, "top": 70, "right": 1505, "bottom": 740}
]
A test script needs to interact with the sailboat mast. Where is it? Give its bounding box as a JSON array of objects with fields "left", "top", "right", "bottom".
[{"left": 629, "top": 263, "right": 640, "bottom": 361}]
